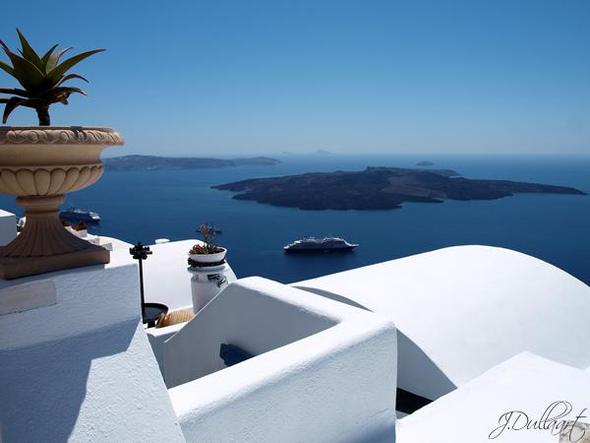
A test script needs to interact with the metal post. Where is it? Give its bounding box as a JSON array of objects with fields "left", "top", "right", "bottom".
[
  {"left": 129, "top": 242, "right": 152, "bottom": 325},
  {"left": 138, "top": 257, "right": 146, "bottom": 322}
]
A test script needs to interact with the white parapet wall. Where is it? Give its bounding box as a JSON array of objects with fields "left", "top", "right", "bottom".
[
  {"left": 0, "top": 251, "right": 184, "bottom": 442},
  {"left": 166, "top": 277, "right": 398, "bottom": 443},
  {"left": 0, "top": 209, "right": 16, "bottom": 246}
]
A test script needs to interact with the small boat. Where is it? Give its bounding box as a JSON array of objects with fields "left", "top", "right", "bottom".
[
  {"left": 60, "top": 208, "right": 101, "bottom": 223},
  {"left": 283, "top": 237, "right": 358, "bottom": 253}
]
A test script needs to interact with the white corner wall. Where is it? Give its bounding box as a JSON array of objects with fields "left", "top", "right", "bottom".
[
  {"left": 167, "top": 277, "right": 398, "bottom": 443},
  {"left": 162, "top": 277, "right": 338, "bottom": 387},
  {"left": 0, "top": 257, "right": 184, "bottom": 442},
  {"left": 0, "top": 209, "right": 16, "bottom": 246}
]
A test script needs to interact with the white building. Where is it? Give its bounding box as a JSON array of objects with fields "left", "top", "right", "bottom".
[{"left": 0, "top": 211, "right": 588, "bottom": 442}]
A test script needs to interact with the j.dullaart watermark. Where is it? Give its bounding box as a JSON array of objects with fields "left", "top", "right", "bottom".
[{"left": 488, "top": 401, "right": 589, "bottom": 442}]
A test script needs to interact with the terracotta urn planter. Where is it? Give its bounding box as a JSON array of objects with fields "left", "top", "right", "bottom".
[{"left": 0, "top": 127, "right": 123, "bottom": 279}]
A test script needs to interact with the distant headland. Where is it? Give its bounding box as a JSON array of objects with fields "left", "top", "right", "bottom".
[
  {"left": 213, "top": 167, "right": 586, "bottom": 210},
  {"left": 104, "top": 155, "right": 280, "bottom": 171}
]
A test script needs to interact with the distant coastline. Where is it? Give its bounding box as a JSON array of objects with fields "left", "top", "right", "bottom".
[
  {"left": 213, "top": 167, "right": 586, "bottom": 210},
  {"left": 104, "top": 155, "right": 280, "bottom": 171}
]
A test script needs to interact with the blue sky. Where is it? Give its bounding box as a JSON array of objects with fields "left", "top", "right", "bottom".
[{"left": 1, "top": 0, "right": 589, "bottom": 155}]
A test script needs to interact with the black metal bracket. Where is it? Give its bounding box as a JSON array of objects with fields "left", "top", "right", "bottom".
[{"left": 129, "top": 242, "right": 153, "bottom": 324}]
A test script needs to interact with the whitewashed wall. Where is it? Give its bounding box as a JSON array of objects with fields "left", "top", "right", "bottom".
[
  {"left": 167, "top": 277, "right": 398, "bottom": 443},
  {"left": 0, "top": 209, "right": 16, "bottom": 246},
  {"left": 162, "top": 277, "right": 337, "bottom": 387},
  {"left": 0, "top": 256, "right": 184, "bottom": 442}
]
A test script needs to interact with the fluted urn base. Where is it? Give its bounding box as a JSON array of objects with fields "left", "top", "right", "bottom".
[
  {"left": 0, "top": 126, "right": 123, "bottom": 279},
  {"left": 0, "top": 195, "right": 109, "bottom": 279}
]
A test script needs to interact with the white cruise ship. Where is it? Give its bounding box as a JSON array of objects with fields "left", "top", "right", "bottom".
[{"left": 283, "top": 237, "right": 359, "bottom": 252}]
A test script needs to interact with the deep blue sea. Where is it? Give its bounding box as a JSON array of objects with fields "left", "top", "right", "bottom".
[{"left": 1, "top": 154, "right": 588, "bottom": 285}]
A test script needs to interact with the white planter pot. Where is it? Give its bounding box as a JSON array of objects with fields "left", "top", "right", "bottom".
[
  {"left": 189, "top": 262, "right": 237, "bottom": 314},
  {"left": 189, "top": 247, "right": 227, "bottom": 264}
]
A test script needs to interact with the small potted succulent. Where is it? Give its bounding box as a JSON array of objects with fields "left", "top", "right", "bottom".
[
  {"left": 0, "top": 29, "right": 123, "bottom": 279},
  {"left": 188, "top": 224, "right": 227, "bottom": 265}
]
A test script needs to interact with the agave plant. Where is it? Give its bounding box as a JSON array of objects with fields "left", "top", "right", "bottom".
[
  {"left": 0, "top": 29, "right": 104, "bottom": 126},
  {"left": 195, "top": 224, "right": 223, "bottom": 253}
]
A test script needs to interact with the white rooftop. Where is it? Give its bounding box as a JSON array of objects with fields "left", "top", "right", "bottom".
[
  {"left": 397, "top": 352, "right": 590, "bottom": 443},
  {"left": 295, "top": 245, "right": 590, "bottom": 399},
  {"left": 1, "top": 203, "right": 589, "bottom": 442}
]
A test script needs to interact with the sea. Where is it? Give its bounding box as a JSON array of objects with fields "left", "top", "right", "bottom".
[{"left": 1, "top": 154, "right": 588, "bottom": 285}]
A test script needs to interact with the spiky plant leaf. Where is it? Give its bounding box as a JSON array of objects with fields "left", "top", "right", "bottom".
[
  {"left": 2, "top": 97, "right": 27, "bottom": 123},
  {"left": 53, "top": 86, "right": 87, "bottom": 96},
  {"left": 47, "top": 49, "right": 105, "bottom": 85},
  {"left": 0, "top": 87, "right": 29, "bottom": 97},
  {"left": 56, "top": 73, "right": 88, "bottom": 87},
  {"left": 0, "top": 60, "right": 16, "bottom": 78},
  {"left": 0, "top": 29, "right": 104, "bottom": 125},
  {"left": 0, "top": 40, "right": 44, "bottom": 90},
  {"left": 40, "top": 44, "right": 58, "bottom": 67},
  {"left": 45, "top": 47, "right": 71, "bottom": 73},
  {"left": 16, "top": 29, "right": 43, "bottom": 70}
]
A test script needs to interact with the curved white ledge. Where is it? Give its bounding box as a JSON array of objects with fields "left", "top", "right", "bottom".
[
  {"left": 166, "top": 277, "right": 398, "bottom": 442},
  {"left": 295, "top": 245, "right": 590, "bottom": 400}
]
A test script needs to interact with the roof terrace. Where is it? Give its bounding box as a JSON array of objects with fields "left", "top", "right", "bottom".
[{"left": 0, "top": 213, "right": 588, "bottom": 442}]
